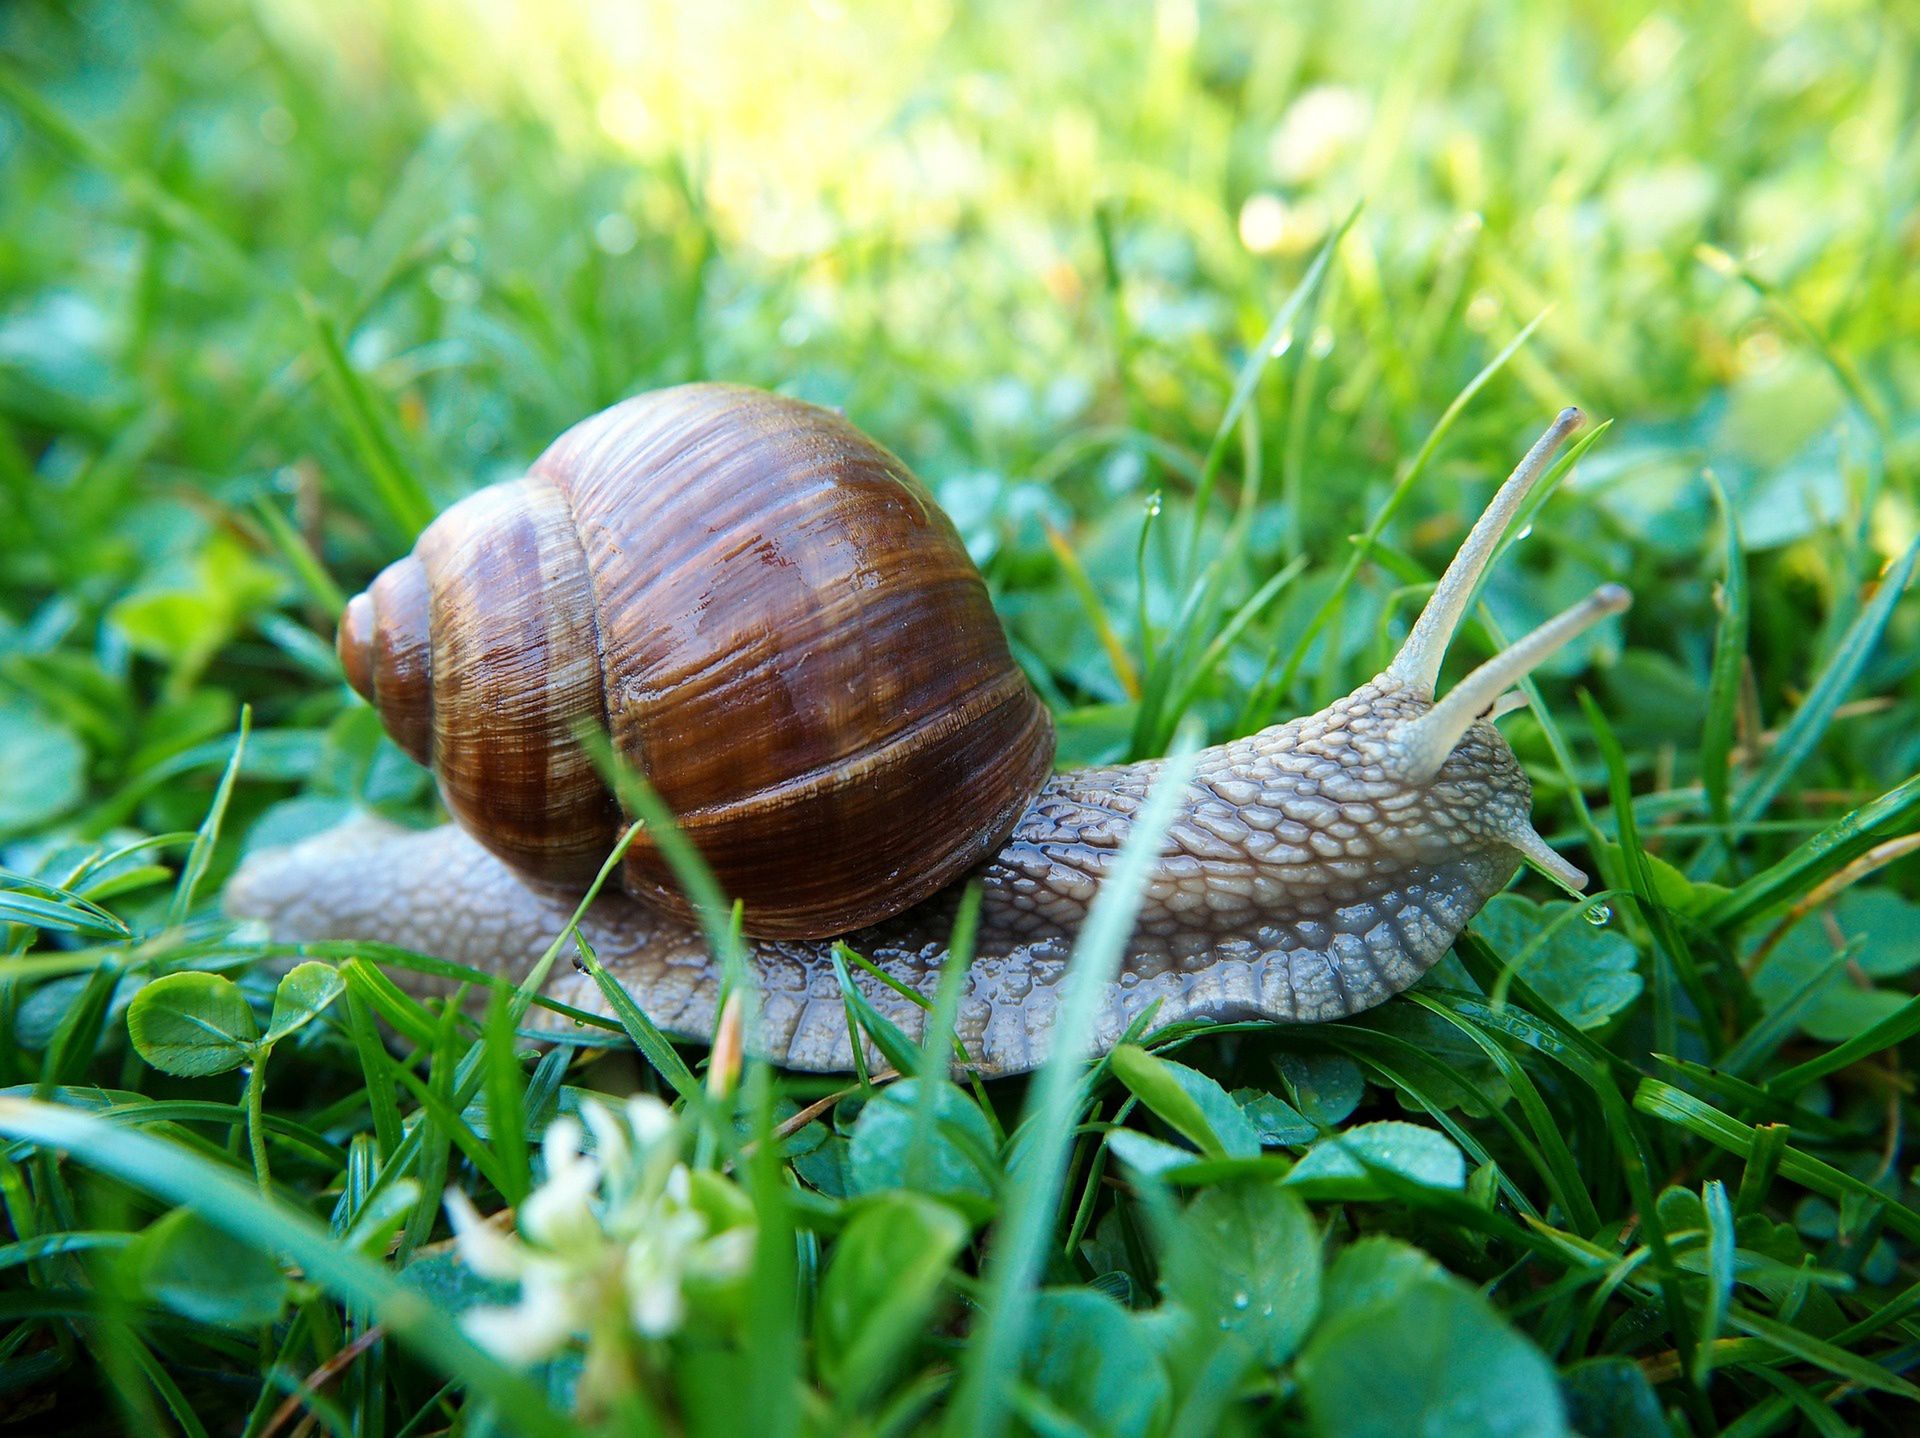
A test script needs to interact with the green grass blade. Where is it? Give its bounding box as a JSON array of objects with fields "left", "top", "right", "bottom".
[
  {"left": 1265, "top": 308, "right": 1551, "bottom": 709},
  {"left": 1634, "top": 1079, "right": 1920, "bottom": 1243},
  {"left": 573, "top": 934, "right": 701, "bottom": 1103},
  {"left": 1731, "top": 535, "right": 1917, "bottom": 834},
  {"left": 1698, "top": 472, "right": 1749, "bottom": 841},
  {"left": 300, "top": 294, "right": 437, "bottom": 541},
  {"left": 167, "top": 707, "right": 250, "bottom": 926},
  {"left": 947, "top": 721, "right": 1202, "bottom": 1437},
  {"left": 1580, "top": 693, "right": 1718, "bottom": 1056},
  {"left": 1405, "top": 994, "right": 1603, "bottom": 1236},
  {"left": 1727, "top": 1304, "right": 1920, "bottom": 1402},
  {"left": 0, "top": 59, "right": 257, "bottom": 281},
  {"left": 0, "top": 1096, "right": 579, "bottom": 1435},
  {"left": 251, "top": 498, "right": 349, "bottom": 622},
  {"left": 585, "top": 734, "right": 745, "bottom": 990},
  {"left": 1704, "top": 773, "right": 1920, "bottom": 931},
  {"left": 1693, "top": 1179, "right": 1736, "bottom": 1387},
  {"left": 1183, "top": 206, "right": 1356, "bottom": 579},
  {"left": 1766, "top": 992, "right": 1920, "bottom": 1098},
  {"left": 481, "top": 990, "right": 530, "bottom": 1205}
]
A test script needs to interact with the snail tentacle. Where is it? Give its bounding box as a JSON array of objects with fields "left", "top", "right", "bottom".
[
  {"left": 1384, "top": 583, "right": 1632, "bottom": 787},
  {"left": 1386, "top": 406, "right": 1584, "bottom": 694}
]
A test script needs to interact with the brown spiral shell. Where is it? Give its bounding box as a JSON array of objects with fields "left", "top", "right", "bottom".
[{"left": 337, "top": 383, "right": 1056, "bottom": 939}]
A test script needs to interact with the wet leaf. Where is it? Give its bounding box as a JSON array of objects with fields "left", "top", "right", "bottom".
[
  {"left": 1110, "top": 1044, "right": 1261, "bottom": 1158},
  {"left": 126, "top": 971, "right": 259, "bottom": 1076},
  {"left": 1273, "top": 1051, "right": 1365, "bottom": 1126},
  {"left": 817, "top": 1192, "right": 968, "bottom": 1406},
  {"left": 1162, "top": 1178, "right": 1319, "bottom": 1366},
  {"left": 1021, "top": 1289, "right": 1170, "bottom": 1437},
  {"left": 265, "top": 961, "right": 345, "bottom": 1044},
  {"left": 1285, "top": 1121, "right": 1465, "bottom": 1199},
  {"left": 1474, "top": 894, "right": 1642, "bottom": 1030},
  {"left": 1299, "top": 1246, "right": 1567, "bottom": 1438},
  {"left": 847, "top": 1079, "right": 997, "bottom": 1211}
]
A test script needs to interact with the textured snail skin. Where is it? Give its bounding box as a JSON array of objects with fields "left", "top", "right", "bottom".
[{"left": 227, "top": 676, "right": 1529, "bottom": 1077}]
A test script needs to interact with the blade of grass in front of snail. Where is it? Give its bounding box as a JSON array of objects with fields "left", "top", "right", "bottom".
[
  {"left": 572, "top": 932, "right": 702, "bottom": 1105},
  {"left": 583, "top": 730, "right": 760, "bottom": 1108},
  {"left": 578, "top": 728, "right": 747, "bottom": 986},
  {"left": 481, "top": 988, "right": 531, "bottom": 1206},
  {"left": 906, "top": 884, "right": 983, "bottom": 1186},
  {"left": 951, "top": 718, "right": 1203, "bottom": 1438}
]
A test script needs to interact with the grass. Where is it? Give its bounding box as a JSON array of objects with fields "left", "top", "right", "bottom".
[{"left": 2, "top": 0, "right": 1919, "bottom": 1433}]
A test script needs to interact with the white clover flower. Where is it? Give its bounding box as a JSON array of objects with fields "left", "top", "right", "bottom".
[
  {"left": 519, "top": 1116, "right": 605, "bottom": 1253},
  {"left": 444, "top": 1096, "right": 754, "bottom": 1368}
]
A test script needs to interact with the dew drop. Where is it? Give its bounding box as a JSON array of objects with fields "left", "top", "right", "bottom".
[
  {"left": 1513, "top": 523, "right": 1534, "bottom": 542},
  {"left": 1231, "top": 1290, "right": 1251, "bottom": 1310},
  {"left": 1583, "top": 903, "right": 1612, "bottom": 926},
  {"left": 1144, "top": 493, "right": 1163, "bottom": 519}
]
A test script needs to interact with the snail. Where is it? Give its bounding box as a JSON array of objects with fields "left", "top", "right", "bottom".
[{"left": 227, "top": 384, "right": 1629, "bottom": 1077}]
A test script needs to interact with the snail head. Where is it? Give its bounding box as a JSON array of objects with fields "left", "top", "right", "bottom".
[{"left": 1219, "top": 408, "right": 1627, "bottom": 898}]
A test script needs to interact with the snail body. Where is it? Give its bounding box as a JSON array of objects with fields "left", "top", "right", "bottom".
[{"left": 230, "top": 391, "right": 1628, "bottom": 1076}]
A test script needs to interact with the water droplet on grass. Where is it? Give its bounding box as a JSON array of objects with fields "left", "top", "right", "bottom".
[{"left": 1584, "top": 903, "right": 1612, "bottom": 926}]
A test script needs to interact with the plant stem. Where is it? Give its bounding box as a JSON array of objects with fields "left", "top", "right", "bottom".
[{"left": 245, "top": 1049, "right": 272, "bottom": 1196}]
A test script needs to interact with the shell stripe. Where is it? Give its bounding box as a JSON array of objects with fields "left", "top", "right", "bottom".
[{"left": 419, "top": 476, "right": 619, "bottom": 884}]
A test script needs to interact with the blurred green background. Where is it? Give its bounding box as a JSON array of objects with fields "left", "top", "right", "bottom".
[{"left": 1, "top": 0, "right": 1916, "bottom": 912}]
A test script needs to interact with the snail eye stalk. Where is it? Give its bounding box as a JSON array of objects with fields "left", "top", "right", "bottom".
[
  {"left": 1387, "top": 406, "right": 1585, "bottom": 695},
  {"left": 1385, "top": 584, "right": 1632, "bottom": 788}
]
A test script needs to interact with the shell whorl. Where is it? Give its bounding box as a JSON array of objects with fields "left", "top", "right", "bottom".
[
  {"left": 343, "top": 478, "right": 622, "bottom": 886},
  {"left": 337, "top": 555, "right": 433, "bottom": 769},
  {"left": 343, "top": 383, "right": 1056, "bottom": 939}
]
